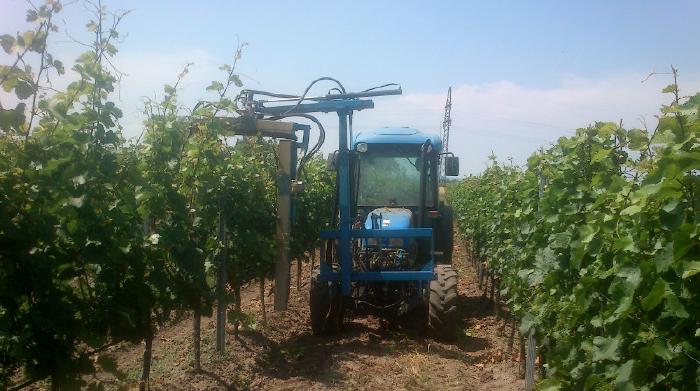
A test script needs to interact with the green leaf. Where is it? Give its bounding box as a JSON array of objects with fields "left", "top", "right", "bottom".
[
  {"left": 570, "top": 240, "right": 585, "bottom": 269},
  {"left": 620, "top": 204, "right": 641, "bottom": 216},
  {"left": 681, "top": 261, "right": 700, "bottom": 279},
  {"left": 613, "top": 235, "right": 637, "bottom": 253},
  {"left": 616, "top": 266, "right": 641, "bottom": 289},
  {"left": 661, "top": 84, "right": 677, "bottom": 94},
  {"left": 0, "top": 34, "right": 14, "bottom": 54},
  {"left": 662, "top": 291, "right": 688, "bottom": 318},
  {"left": 578, "top": 224, "right": 596, "bottom": 243},
  {"left": 14, "top": 80, "right": 34, "bottom": 99},
  {"left": 627, "top": 128, "right": 648, "bottom": 150},
  {"left": 0, "top": 103, "right": 26, "bottom": 131},
  {"left": 591, "top": 147, "right": 611, "bottom": 163},
  {"left": 598, "top": 122, "right": 617, "bottom": 137},
  {"left": 592, "top": 335, "right": 620, "bottom": 362},
  {"left": 615, "top": 360, "right": 635, "bottom": 389},
  {"left": 550, "top": 232, "right": 571, "bottom": 249},
  {"left": 654, "top": 243, "right": 674, "bottom": 273},
  {"left": 637, "top": 182, "right": 661, "bottom": 197},
  {"left": 653, "top": 339, "right": 673, "bottom": 361},
  {"left": 206, "top": 81, "right": 224, "bottom": 92},
  {"left": 22, "top": 30, "right": 34, "bottom": 47},
  {"left": 53, "top": 59, "right": 65, "bottom": 75},
  {"left": 661, "top": 198, "right": 679, "bottom": 213},
  {"left": 26, "top": 9, "right": 38, "bottom": 22},
  {"left": 641, "top": 279, "right": 667, "bottom": 311},
  {"left": 228, "top": 74, "right": 243, "bottom": 87}
]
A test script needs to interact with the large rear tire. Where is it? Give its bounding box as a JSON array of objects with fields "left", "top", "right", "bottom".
[{"left": 428, "top": 264, "right": 458, "bottom": 340}]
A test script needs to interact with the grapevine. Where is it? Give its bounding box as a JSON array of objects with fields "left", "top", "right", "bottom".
[
  {"left": 448, "top": 80, "right": 700, "bottom": 389},
  {"left": 0, "top": 2, "right": 334, "bottom": 388}
]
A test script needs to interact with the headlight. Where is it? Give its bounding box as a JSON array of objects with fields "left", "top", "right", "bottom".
[{"left": 356, "top": 142, "right": 368, "bottom": 153}]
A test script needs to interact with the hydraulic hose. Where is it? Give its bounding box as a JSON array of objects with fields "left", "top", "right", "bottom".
[
  {"left": 266, "top": 113, "right": 326, "bottom": 179},
  {"left": 280, "top": 77, "right": 347, "bottom": 115}
]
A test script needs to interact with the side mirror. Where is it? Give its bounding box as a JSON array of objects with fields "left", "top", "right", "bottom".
[
  {"left": 445, "top": 156, "right": 459, "bottom": 176},
  {"left": 326, "top": 151, "right": 338, "bottom": 171}
]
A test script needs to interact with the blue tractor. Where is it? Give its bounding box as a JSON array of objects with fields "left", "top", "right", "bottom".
[
  {"left": 313, "top": 126, "right": 460, "bottom": 338},
  {"left": 235, "top": 80, "right": 459, "bottom": 338}
]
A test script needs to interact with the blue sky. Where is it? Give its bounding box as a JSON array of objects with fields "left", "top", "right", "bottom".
[{"left": 2, "top": 0, "right": 699, "bottom": 173}]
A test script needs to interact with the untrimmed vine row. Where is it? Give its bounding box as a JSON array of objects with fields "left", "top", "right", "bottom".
[
  {"left": 0, "top": 2, "right": 333, "bottom": 389},
  {"left": 448, "top": 81, "right": 700, "bottom": 389}
]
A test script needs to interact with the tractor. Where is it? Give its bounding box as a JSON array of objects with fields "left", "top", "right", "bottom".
[
  {"left": 231, "top": 80, "right": 459, "bottom": 338},
  {"left": 312, "top": 126, "right": 459, "bottom": 338}
]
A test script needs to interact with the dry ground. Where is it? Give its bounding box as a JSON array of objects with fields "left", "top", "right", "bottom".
[{"left": 40, "top": 239, "right": 526, "bottom": 390}]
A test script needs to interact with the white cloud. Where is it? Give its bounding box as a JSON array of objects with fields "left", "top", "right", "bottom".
[{"left": 341, "top": 73, "right": 700, "bottom": 174}]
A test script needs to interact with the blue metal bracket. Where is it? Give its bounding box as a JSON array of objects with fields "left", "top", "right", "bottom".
[{"left": 256, "top": 99, "right": 374, "bottom": 115}]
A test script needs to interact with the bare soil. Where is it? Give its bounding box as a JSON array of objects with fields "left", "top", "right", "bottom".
[{"left": 87, "top": 239, "right": 526, "bottom": 390}]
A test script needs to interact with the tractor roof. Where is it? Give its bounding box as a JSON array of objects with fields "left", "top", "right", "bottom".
[{"left": 352, "top": 127, "right": 442, "bottom": 151}]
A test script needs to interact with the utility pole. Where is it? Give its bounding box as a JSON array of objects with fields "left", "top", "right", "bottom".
[{"left": 440, "top": 87, "right": 452, "bottom": 181}]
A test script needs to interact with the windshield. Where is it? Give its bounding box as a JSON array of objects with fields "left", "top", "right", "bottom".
[{"left": 357, "top": 154, "right": 421, "bottom": 206}]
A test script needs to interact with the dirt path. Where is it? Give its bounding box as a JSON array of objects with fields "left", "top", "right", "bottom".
[{"left": 97, "top": 239, "right": 525, "bottom": 390}]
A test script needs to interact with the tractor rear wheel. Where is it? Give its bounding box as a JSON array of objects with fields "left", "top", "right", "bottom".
[
  {"left": 310, "top": 268, "right": 340, "bottom": 335},
  {"left": 428, "top": 264, "right": 458, "bottom": 340}
]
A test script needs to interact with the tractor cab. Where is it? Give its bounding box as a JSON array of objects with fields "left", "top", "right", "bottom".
[{"left": 351, "top": 127, "right": 458, "bottom": 265}]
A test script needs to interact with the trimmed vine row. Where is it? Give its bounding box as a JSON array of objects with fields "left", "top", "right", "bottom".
[
  {"left": 448, "top": 80, "right": 700, "bottom": 389},
  {"left": 0, "top": 2, "right": 334, "bottom": 389}
]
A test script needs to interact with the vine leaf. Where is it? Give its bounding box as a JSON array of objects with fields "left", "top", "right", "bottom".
[
  {"left": 641, "top": 278, "right": 668, "bottom": 311},
  {"left": 592, "top": 335, "right": 621, "bottom": 362},
  {"left": 681, "top": 261, "right": 700, "bottom": 279}
]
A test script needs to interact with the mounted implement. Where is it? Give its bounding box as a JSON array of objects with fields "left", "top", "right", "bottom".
[{"left": 236, "top": 79, "right": 460, "bottom": 338}]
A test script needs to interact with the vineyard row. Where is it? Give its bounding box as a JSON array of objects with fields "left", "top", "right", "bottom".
[
  {"left": 447, "top": 80, "right": 700, "bottom": 389},
  {"left": 1, "top": 2, "right": 334, "bottom": 389}
]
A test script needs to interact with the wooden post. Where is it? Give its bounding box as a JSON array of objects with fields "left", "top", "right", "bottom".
[
  {"left": 216, "top": 207, "right": 227, "bottom": 354},
  {"left": 525, "top": 331, "right": 536, "bottom": 390},
  {"left": 193, "top": 302, "right": 201, "bottom": 371},
  {"left": 274, "top": 140, "right": 293, "bottom": 311},
  {"left": 232, "top": 281, "right": 241, "bottom": 337},
  {"left": 519, "top": 335, "right": 526, "bottom": 378},
  {"left": 507, "top": 316, "right": 516, "bottom": 353},
  {"left": 140, "top": 324, "right": 153, "bottom": 391},
  {"left": 478, "top": 261, "right": 483, "bottom": 289},
  {"left": 296, "top": 257, "right": 301, "bottom": 291},
  {"left": 259, "top": 278, "right": 267, "bottom": 325},
  {"left": 493, "top": 275, "right": 500, "bottom": 317},
  {"left": 140, "top": 218, "right": 153, "bottom": 391}
]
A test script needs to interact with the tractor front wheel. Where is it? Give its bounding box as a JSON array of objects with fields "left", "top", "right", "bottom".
[
  {"left": 310, "top": 268, "right": 340, "bottom": 335},
  {"left": 310, "top": 269, "right": 330, "bottom": 335},
  {"left": 428, "top": 264, "right": 458, "bottom": 340}
]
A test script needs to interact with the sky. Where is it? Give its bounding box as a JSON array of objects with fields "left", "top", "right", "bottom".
[{"left": 1, "top": 0, "right": 699, "bottom": 174}]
